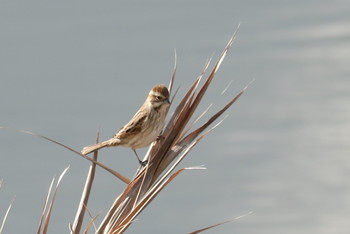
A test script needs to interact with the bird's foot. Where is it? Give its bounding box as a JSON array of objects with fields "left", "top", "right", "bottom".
[
  {"left": 156, "top": 135, "right": 165, "bottom": 141},
  {"left": 139, "top": 159, "right": 148, "bottom": 167}
]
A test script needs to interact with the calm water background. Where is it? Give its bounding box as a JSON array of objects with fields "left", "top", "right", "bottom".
[{"left": 1, "top": 1, "right": 350, "bottom": 233}]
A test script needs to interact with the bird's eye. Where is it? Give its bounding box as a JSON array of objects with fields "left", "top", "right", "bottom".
[{"left": 157, "top": 96, "right": 162, "bottom": 100}]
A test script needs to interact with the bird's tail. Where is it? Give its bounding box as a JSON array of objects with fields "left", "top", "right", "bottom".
[{"left": 81, "top": 139, "right": 116, "bottom": 155}]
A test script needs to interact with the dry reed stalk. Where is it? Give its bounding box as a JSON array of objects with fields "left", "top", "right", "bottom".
[
  {"left": 70, "top": 130, "right": 100, "bottom": 234},
  {"left": 96, "top": 26, "right": 248, "bottom": 233}
]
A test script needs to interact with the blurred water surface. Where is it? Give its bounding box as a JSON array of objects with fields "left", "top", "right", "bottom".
[{"left": 1, "top": 1, "right": 350, "bottom": 233}]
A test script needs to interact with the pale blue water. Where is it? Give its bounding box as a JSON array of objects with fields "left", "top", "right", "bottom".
[{"left": 1, "top": 1, "right": 350, "bottom": 233}]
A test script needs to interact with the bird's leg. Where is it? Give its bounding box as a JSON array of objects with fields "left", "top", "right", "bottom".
[{"left": 132, "top": 149, "right": 148, "bottom": 166}]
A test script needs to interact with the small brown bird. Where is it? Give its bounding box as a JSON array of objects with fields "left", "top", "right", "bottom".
[{"left": 81, "top": 84, "right": 170, "bottom": 165}]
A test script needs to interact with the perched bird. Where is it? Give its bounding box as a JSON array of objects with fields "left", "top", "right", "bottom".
[{"left": 81, "top": 84, "right": 170, "bottom": 165}]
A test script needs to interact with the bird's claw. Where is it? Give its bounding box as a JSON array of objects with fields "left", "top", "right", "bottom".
[
  {"left": 156, "top": 135, "right": 165, "bottom": 141},
  {"left": 139, "top": 160, "right": 148, "bottom": 167}
]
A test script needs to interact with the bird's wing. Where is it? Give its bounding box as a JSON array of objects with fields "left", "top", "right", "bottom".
[{"left": 114, "top": 109, "right": 147, "bottom": 139}]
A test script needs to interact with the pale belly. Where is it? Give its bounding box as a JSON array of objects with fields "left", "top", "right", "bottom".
[{"left": 124, "top": 113, "right": 166, "bottom": 149}]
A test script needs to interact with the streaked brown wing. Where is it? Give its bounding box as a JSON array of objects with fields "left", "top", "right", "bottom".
[{"left": 114, "top": 109, "right": 147, "bottom": 140}]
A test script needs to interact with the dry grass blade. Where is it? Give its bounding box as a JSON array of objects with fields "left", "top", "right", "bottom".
[
  {"left": 0, "top": 126, "right": 130, "bottom": 184},
  {"left": 168, "top": 49, "right": 177, "bottom": 95},
  {"left": 177, "top": 86, "right": 246, "bottom": 146},
  {"left": 37, "top": 178, "right": 54, "bottom": 234},
  {"left": 95, "top": 26, "right": 248, "bottom": 233},
  {"left": 83, "top": 213, "right": 99, "bottom": 234},
  {"left": 0, "top": 196, "right": 15, "bottom": 234},
  {"left": 71, "top": 204, "right": 100, "bottom": 234},
  {"left": 221, "top": 80, "right": 233, "bottom": 94},
  {"left": 37, "top": 166, "right": 69, "bottom": 234},
  {"left": 71, "top": 130, "right": 100, "bottom": 234},
  {"left": 189, "top": 211, "right": 253, "bottom": 234}
]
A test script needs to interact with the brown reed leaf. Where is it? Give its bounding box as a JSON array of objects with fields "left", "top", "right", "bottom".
[
  {"left": 113, "top": 166, "right": 206, "bottom": 233},
  {"left": 0, "top": 126, "right": 130, "bottom": 184}
]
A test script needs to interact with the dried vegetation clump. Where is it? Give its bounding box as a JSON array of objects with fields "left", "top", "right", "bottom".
[{"left": 1, "top": 27, "right": 251, "bottom": 234}]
